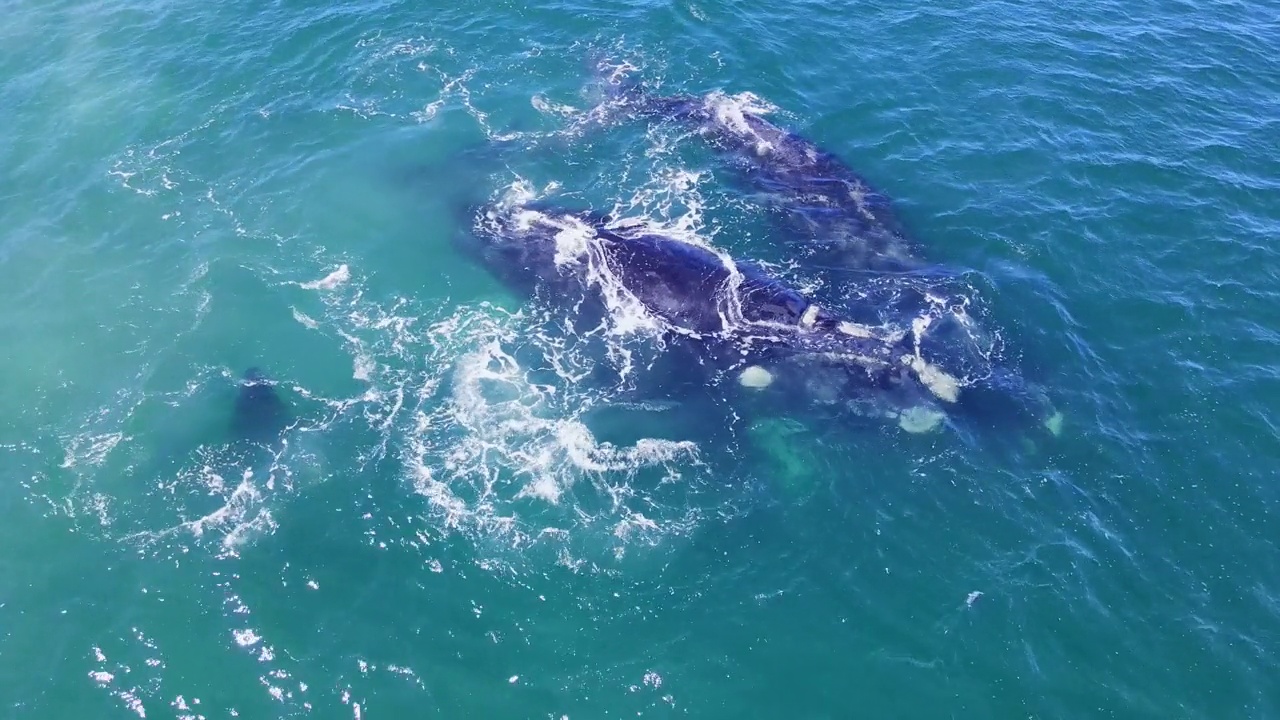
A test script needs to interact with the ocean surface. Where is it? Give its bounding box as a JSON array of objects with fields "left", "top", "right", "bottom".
[{"left": 3, "top": 0, "right": 1279, "bottom": 717}]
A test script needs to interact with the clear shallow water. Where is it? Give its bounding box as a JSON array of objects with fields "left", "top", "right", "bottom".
[{"left": 2, "top": 0, "right": 1279, "bottom": 717}]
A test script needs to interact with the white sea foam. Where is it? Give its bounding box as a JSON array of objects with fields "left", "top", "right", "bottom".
[
  {"left": 299, "top": 264, "right": 350, "bottom": 291},
  {"left": 402, "top": 304, "right": 701, "bottom": 549}
]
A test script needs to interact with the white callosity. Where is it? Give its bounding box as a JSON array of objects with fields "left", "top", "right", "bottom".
[
  {"left": 896, "top": 406, "right": 946, "bottom": 434},
  {"left": 905, "top": 314, "right": 962, "bottom": 403},
  {"left": 738, "top": 365, "right": 774, "bottom": 389}
]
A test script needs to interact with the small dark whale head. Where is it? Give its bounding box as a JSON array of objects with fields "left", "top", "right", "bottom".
[
  {"left": 945, "top": 365, "right": 1063, "bottom": 443},
  {"left": 232, "top": 366, "right": 291, "bottom": 444},
  {"left": 899, "top": 305, "right": 1063, "bottom": 442}
]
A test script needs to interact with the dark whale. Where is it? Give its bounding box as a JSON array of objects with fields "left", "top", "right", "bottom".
[
  {"left": 118, "top": 365, "right": 297, "bottom": 530},
  {"left": 592, "top": 74, "right": 924, "bottom": 275},
  {"left": 232, "top": 366, "right": 292, "bottom": 445},
  {"left": 460, "top": 199, "right": 1067, "bottom": 437},
  {"left": 580, "top": 69, "right": 1063, "bottom": 439}
]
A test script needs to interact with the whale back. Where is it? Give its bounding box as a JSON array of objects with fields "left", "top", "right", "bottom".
[{"left": 596, "top": 228, "right": 817, "bottom": 334}]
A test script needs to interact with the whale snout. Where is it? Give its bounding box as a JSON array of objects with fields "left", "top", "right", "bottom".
[
  {"left": 744, "top": 323, "right": 1060, "bottom": 440},
  {"left": 743, "top": 339, "right": 953, "bottom": 434}
]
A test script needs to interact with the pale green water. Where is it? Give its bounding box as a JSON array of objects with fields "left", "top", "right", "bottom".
[{"left": 2, "top": 0, "right": 1279, "bottom": 717}]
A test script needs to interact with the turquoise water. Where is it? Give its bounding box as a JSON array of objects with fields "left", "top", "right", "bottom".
[{"left": 3, "top": 0, "right": 1279, "bottom": 716}]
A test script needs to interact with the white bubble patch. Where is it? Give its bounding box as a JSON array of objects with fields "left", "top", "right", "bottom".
[
  {"left": 701, "top": 90, "right": 783, "bottom": 155},
  {"left": 401, "top": 303, "right": 704, "bottom": 556}
]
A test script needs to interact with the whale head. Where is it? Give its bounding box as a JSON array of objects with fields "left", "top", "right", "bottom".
[
  {"left": 734, "top": 314, "right": 957, "bottom": 434},
  {"left": 737, "top": 306, "right": 1062, "bottom": 440}
]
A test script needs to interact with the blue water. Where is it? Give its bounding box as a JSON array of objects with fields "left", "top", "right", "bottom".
[{"left": 3, "top": 0, "right": 1279, "bottom": 717}]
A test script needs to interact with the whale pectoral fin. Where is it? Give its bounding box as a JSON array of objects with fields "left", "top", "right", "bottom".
[
  {"left": 1042, "top": 410, "right": 1065, "bottom": 437},
  {"left": 746, "top": 416, "right": 821, "bottom": 498}
]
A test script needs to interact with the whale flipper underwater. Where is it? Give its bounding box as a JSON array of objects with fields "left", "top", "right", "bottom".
[{"left": 459, "top": 198, "right": 1072, "bottom": 439}]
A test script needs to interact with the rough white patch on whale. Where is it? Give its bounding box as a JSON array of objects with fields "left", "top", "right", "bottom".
[
  {"left": 838, "top": 321, "right": 874, "bottom": 338},
  {"left": 703, "top": 91, "right": 780, "bottom": 155},
  {"left": 508, "top": 209, "right": 542, "bottom": 232},
  {"left": 799, "top": 305, "right": 819, "bottom": 328},
  {"left": 553, "top": 219, "right": 594, "bottom": 266},
  {"left": 739, "top": 365, "right": 773, "bottom": 388},
  {"left": 301, "top": 264, "right": 349, "bottom": 291}
]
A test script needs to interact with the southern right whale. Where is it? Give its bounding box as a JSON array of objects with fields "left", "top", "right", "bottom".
[
  {"left": 580, "top": 67, "right": 1063, "bottom": 438},
  {"left": 590, "top": 70, "right": 925, "bottom": 275},
  {"left": 460, "top": 197, "right": 1058, "bottom": 438}
]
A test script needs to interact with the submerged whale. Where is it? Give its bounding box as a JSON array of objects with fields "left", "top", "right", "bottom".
[
  {"left": 120, "top": 365, "right": 298, "bottom": 528},
  {"left": 462, "top": 199, "right": 1056, "bottom": 437},
  {"left": 232, "top": 366, "right": 292, "bottom": 445},
  {"left": 593, "top": 74, "right": 924, "bottom": 275}
]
